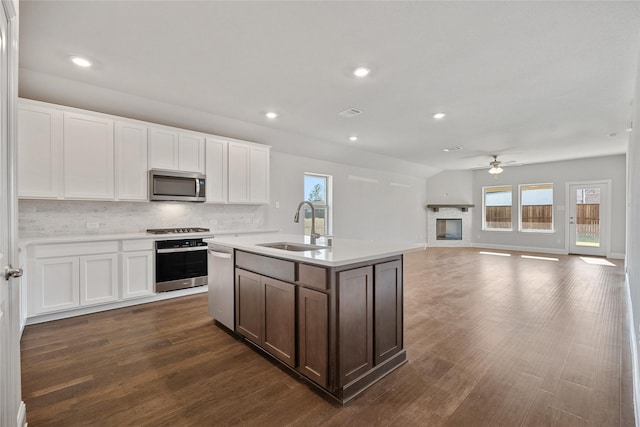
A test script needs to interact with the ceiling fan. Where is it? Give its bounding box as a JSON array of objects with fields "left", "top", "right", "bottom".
[{"left": 488, "top": 155, "right": 504, "bottom": 174}]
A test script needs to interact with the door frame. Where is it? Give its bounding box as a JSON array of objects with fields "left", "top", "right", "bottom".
[
  {"left": 1, "top": 0, "right": 25, "bottom": 425},
  {"left": 565, "top": 179, "right": 612, "bottom": 257}
]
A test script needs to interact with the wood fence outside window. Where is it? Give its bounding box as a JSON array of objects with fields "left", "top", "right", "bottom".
[{"left": 485, "top": 204, "right": 599, "bottom": 232}]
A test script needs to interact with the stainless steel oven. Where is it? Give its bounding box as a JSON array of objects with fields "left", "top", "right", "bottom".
[{"left": 155, "top": 238, "right": 208, "bottom": 292}]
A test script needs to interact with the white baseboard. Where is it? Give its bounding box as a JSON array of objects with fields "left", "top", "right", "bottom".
[
  {"left": 471, "top": 243, "right": 567, "bottom": 255},
  {"left": 624, "top": 272, "right": 640, "bottom": 427},
  {"left": 17, "top": 401, "right": 26, "bottom": 427},
  {"left": 609, "top": 252, "right": 626, "bottom": 260}
]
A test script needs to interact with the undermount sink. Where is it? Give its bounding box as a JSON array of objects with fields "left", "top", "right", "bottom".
[{"left": 257, "top": 242, "right": 328, "bottom": 251}]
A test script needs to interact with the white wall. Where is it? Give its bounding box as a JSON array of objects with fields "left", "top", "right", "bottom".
[
  {"left": 425, "top": 170, "right": 474, "bottom": 205},
  {"left": 472, "top": 155, "right": 626, "bottom": 256},
  {"left": 268, "top": 152, "right": 428, "bottom": 245},
  {"left": 626, "top": 43, "right": 640, "bottom": 427}
]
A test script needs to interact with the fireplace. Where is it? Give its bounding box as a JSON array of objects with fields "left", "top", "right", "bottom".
[
  {"left": 436, "top": 218, "right": 462, "bottom": 240},
  {"left": 427, "top": 205, "right": 472, "bottom": 247}
]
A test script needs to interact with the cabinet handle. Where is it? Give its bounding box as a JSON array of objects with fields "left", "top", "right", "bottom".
[
  {"left": 157, "top": 246, "right": 208, "bottom": 254},
  {"left": 208, "top": 250, "right": 232, "bottom": 259}
]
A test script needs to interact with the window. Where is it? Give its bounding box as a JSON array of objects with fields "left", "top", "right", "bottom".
[
  {"left": 520, "top": 183, "right": 553, "bottom": 232},
  {"left": 304, "top": 173, "right": 332, "bottom": 235},
  {"left": 483, "top": 186, "right": 513, "bottom": 230}
]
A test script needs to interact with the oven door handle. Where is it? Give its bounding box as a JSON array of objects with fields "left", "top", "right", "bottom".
[
  {"left": 157, "top": 246, "right": 208, "bottom": 254},
  {"left": 208, "top": 249, "right": 232, "bottom": 259}
]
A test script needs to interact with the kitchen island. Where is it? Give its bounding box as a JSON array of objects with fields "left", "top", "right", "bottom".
[{"left": 204, "top": 234, "right": 411, "bottom": 403}]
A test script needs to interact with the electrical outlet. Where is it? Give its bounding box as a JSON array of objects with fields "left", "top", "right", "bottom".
[
  {"left": 275, "top": 201, "right": 280, "bottom": 209},
  {"left": 209, "top": 219, "right": 218, "bottom": 226},
  {"left": 86, "top": 221, "right": 99, "bottom": 229}
]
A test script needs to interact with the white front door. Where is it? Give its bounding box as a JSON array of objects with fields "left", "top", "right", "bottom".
[
  {"left": 0, "top": 1, "right": 24, "bottom": 425},
  {"left": 568, "top": 182, "right": 609, "bottom": 257}
]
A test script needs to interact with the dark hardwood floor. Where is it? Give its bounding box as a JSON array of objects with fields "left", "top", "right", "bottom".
[{"left": 21, "top": 248, "right": 635, "bottom": 426}]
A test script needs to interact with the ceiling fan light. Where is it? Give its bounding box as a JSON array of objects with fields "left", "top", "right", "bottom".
[{"left": 488, "top": 166, "right": 503, "bottom": 175}]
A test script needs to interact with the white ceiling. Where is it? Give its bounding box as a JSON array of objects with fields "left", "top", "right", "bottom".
[{"left": 17, "top": 1, "right": 640, "bottom": 175}]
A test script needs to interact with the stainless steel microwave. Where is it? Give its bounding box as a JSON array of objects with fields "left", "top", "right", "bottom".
[{"left": 149, "top": 169, "right": 206, "bottom": 202}]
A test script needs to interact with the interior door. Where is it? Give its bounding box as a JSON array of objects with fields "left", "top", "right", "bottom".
[
  {"left": 568, "top": 182, "right": 608, "bottom": 256},
  {"left": 0, "top": 2, "right": 24, "bottom": 425}
]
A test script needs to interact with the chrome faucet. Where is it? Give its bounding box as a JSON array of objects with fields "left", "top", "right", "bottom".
[{"left": 294, "top": 201, "right": 320, "bottom": 244}]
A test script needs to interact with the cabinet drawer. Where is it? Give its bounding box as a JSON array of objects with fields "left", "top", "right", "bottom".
[
  {"left": 34, "top": 241, "right": 119, "bottom": 258},
  {"left": 298, "top": 263, "right": 328, "bottom": 291},
  {"left": 236, "top": 251, "right": 295, "bottom": 282},
  {"left": 121, "top": 239, "right": 154, "bottom": 252}
]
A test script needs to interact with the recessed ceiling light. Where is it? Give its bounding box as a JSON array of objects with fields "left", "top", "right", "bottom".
[
  {"left": 265, "top": 112, "right": 278, "bottom": 119},
  {"left": 70, "top": 56, "right": 93, "bottom": 68},
  {"left": 353, "top": 67, "right": 371, "bottom": 78},
  {"left": 443, "top": 146, "right": 462, "bottom": 152},
  {"left": 433, "top": 112, "right": 446, "bottom": 120},
  {"left": 349, "top": 136, "right": 358, "bottom": 142}
]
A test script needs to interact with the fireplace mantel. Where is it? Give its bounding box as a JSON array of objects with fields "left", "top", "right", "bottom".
[{"left": 426, "top": 204, "right": 475, "bottom": 212}]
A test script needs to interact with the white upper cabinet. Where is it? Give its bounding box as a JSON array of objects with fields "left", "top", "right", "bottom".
[
  {"left": 228, "top": 142, "right": 250, "bottom": 203},
  {"left": 17, "top": 99, "right": 269, "bottom": 204},
  {"left": 17, "top": 103, "right": 63, "bottom": 198},
  {"left": 205, "top": 137, "right": 228, "bottom": 203},
  {"left": 115, "top": 121, "right": 148, "bottom": 201},
  {"left": 148, "top": 128, "right": 179, "bottom": 170},
  {"left": 249, "top": 145, "right": 270, "bottom": 204},
  {"left": 149, "top": 127, "right": 205, "bottom": 173},
  {"left": 63, "top": 112, "right": 115, "bottom": 200},
  {"left": 228, "top": 141, "right": 270, "bottom": 204},
  {"left": 179, "top": 133, "right": 205, "bottom": 173}
]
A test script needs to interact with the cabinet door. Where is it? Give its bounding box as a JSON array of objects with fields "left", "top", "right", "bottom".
[
  {"left": 235, "top": 268, "right": 262, "bottom": 344},
  {"left": 178, "top": 133, "right": 205, "bottom": 173},
  {"left": 63, "top": 112, "right": 115, "bottom": 199},
  {"left": 374, "top": 260, "right": 403, "bottom": 365},
  {"left": 79, "top": 253, "right": 119, "bottom": 306},
  {"left": 115, "top": 122, "right": 148, "bottom": 201},
  {"left": 121, "top": 250, "right": 154, "bottom": 299},
  {"left": 338, "top": 266, "right": 373, "bottom": 386},
  {"left": 17, "top": 103, "right": 63, "bottom": 198},
  {"left": 249, "top": 146, "right": 270, "bottom": 204},
  {"left": 34, "top": 257, "right": 79, "bottom": 314},
  {"left": 205, "top": 138, "right": 228, "bottom": 203},
  {"left": 148, "top": 128, "right": 179, "bottom": 170},
  {"left": 227, "top": 142, "right": 250, "bottom": 203},
  {"left": 298, "top": 287, "right": 328, "bottom": 387},
  {"left": 263, "top": 277, "right": 295, "bottom": 367}
]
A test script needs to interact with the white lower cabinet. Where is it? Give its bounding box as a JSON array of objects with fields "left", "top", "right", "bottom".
[
  {"left": 121, "top": 244, "right": 154, "bottom": 300},
  {"left": 29, "top": 241, "right": 121, "bottom": 316},
  {"left": 34, "top": 257, "right": 80, "bottom": 314},
  {"left": 80, "top": 254, "right": 119, "bottom": 306},
  {"left": 32, "top": 252, "right": 118, "bottom": 314}
]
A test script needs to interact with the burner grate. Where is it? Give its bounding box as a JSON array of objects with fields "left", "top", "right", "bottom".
[{"left": 146, "top": 227, "right": 210, "bottom": 234}]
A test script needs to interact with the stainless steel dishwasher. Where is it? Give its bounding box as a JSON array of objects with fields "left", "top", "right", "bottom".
[{"left": 207, "top": 244, "right": 235, "bottom": 330}]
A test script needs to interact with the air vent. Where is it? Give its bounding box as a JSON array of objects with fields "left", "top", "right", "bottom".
[{"left": 339, "top": 108, "right": 363, "bottom": 117}]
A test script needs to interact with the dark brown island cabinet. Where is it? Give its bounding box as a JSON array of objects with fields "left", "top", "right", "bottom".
[{"left": 231, "top": 250, "right": 405, "bottom": 403}]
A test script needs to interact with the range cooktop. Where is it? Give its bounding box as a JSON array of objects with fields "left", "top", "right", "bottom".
[{"left": 146, "top": 227, "right": 211, "bottom": 234}]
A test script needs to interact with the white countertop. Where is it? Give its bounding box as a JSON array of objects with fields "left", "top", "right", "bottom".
[
  {"left": 20, "top": 229, "right": 280, "bottom": 247},
  {"left": 205, "top": 233, "right": 413, "bottom": 267}
]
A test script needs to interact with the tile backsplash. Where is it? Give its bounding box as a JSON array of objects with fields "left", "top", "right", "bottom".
[{"left": 19, "top": 200, "right": 267, "bottom": 236}]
